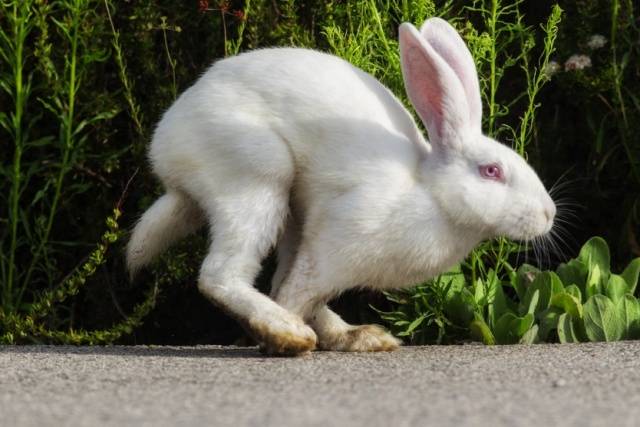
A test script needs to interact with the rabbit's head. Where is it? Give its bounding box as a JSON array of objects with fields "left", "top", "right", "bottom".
[{"left": 399, "top": 18, "right": 555, "bottom": 241}]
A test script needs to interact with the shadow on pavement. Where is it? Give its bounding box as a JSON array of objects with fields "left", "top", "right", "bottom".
[{"left": 0, "top": 345, "right": 275, "bottom": 359}]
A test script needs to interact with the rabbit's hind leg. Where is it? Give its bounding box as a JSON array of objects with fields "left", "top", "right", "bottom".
[
  {"left": 197, "top": 184, "right": 316, "bottom": 356},
  {"left": 310, "top": 306, "right": 401, "bottom": 352},
  {"left": 273, "top": 247, "right": 400, "bottom": 352}
]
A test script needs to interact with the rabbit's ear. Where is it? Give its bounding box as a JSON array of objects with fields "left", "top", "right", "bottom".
[
  {"left": 420, "top": 18, "right": 482, "bottom": 131},
  {"left": 399, "top": 22, "right": 472, "bottom": 151}
]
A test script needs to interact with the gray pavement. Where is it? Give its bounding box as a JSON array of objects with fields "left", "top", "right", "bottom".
[{"left": 1, "top": 343, "right": 640, "bottom": 427}]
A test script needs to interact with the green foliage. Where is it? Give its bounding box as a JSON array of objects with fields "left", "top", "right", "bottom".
[
  {"left": 0, "top": 0, "right": 184, "bottom": 342},
  {"left": 538, "top": 0, "right": 640, "bottom": 259},
  {"left": 0, "top": 206, "right": 158, "bottom": 344},
  {"left": 380, "top": 237, "right": 640, "bottom": 344}
]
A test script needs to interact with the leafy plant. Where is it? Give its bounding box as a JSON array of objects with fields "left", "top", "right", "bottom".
[
  {"left": 0, "top": 202, "right": 158, "bottom": 344},
  {"left": 537, "top": 0, "right": 640, "bottom": 260},
  {"left": 380, "top": 237, "right": 640, "bottom": 344},
  {"left": 0, "top": 0, "right": 166, "bottom": 343}
]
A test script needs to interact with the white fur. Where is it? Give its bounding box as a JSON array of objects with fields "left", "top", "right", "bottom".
[{"left": 127, "top": 18, "right": 555, "bottom": 354}]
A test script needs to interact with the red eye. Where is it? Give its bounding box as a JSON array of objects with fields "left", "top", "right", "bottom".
[{"left": 479, "top": 164, "right": 503, "bottom": 181}]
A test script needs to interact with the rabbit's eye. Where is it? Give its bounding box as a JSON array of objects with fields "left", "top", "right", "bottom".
[{"left": 479, "top": 164, "right": 504, "bottom": 182}]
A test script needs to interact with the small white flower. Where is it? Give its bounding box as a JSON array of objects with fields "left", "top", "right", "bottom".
[
  {"left": 587, "top": 34, "right": 607, "bottom": 50},
  {"left": 564, "top": 54, "right": 592, "bottom": 71},
  {"left": 544, "top": 60, "right": 561, "bottom": 78}
]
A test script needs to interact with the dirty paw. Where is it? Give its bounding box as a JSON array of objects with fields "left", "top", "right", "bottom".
[
  {"left": 250, "top": 314, "right": 317, "bottom": 356},
  {"left": 319, "top": 324, "right": 401, "bottom": 352}
]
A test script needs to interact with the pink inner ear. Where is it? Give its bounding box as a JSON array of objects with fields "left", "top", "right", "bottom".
[
  {"left": 420, "top": 19, "right": 482, "bottom": 130},
  {"left": 402, "top": 45, "right": 444, "bottom": 138},
  {"left": 399, "top": 23, "right": 469, "bottom": 147}
]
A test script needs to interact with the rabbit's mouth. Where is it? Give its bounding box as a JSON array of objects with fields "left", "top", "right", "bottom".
[{"left": 494, "top": 210, "right": 554, "bottom": 243}]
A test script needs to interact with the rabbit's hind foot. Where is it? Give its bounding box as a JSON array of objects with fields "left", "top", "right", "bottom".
[{"left": 319, "top": 324, "right": 401, "bottom": 352}]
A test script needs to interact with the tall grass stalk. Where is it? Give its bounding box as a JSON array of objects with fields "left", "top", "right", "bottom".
[
  {"left": 0, "top": 0, "right": 156, "bottom": 343},
  {"left": 609, "top": 0, "right": 639, "bottom": 184},
  {"left": 1, "top": 1, "right": 35, "bottom": 310},
  {"left": 104, "top": 0, "right": 145, "bottom": 139},
  {"left": 516, "top": 4, "right": 562, "bottom": 156},
  {"left": 22, "top": 0, "right": 92, "bottom": 299}
]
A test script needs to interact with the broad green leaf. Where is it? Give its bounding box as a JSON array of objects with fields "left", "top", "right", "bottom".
[
  {"left": 605, "top": 274, "right": 629, "bottom": 302},
  {"left": 578, "top": 237, "right": 611, "bottom": 297},
  {"left": 577, "top": 236, "right": 611, "bottom": 276},
  {"left": 473, "top": 278, "right": 486, "bottom": 306},
  {"left": 485, "top": 270, "right": 509, "bottom": 327},
  {"left": 520, "top": 272, "right": 562, "bottom": 316},
  {"left": 564, "top": 284, "right": 582, "bottom": 302},
  {"left": 548, "top": 271, "right": 565, "bottom": 294},
  {"left": 512, "top": 313, "right": 535, "bottom": 337},
  {"left": 525, "top": 289, "right": 540, "bottom": 316},
  {"left": 538, "top": 307, "right": 562, "bottom": 341},
  {"left": 515, "top": 264, "right": 540, "bottom": 301},
  {"left": 494, "top": 312, "right": 534, "bottom": 344},
  {"left": 621, "top": 258, "right": 640, "bottom": 295},
  {"left": 551, "top": 292, "right": 583, "bottom": 318},
  {"left": 584, "top": 295, "right": 624, "bottom": 342},
  {"left": 519, "top": 324, "right": 539, "bottom": 344},
  {"left": 441, "top": 265, "right": 466, "bottom": 297},
  {"left": 586, "top": 264, "right": 602, "bottom": 298},
  {"left": 470, "top": 315, "right": 495, "bottom": 345},
  {"left": 617, "top": 295, "right": 640, "bottom": 340},
  {"left": 557, "top": 313, "right": 580, "bottom": 343},
  {"left": 494, "top": 312, "right": 518, "bottom": 344},
  {"left": 444, "top": 288, "right": 475, "bottom": 327},
  {"left": 557, "top": 260, "right": 587, "bottom": 293}
]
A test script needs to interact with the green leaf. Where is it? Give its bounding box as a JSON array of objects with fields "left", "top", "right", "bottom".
[
  {"left": 519, "top": 324, "right": 539, "bottom": 344},
  {"left": 586, "top": 264, "right": 602, "bottom": 298},
  {"left": 617, "top": 295, "right": 640, "bottom": 340},
  {"left": 583, "top": 295, "right": 624, "bottom": 341},
  {"left": 538, "top": 307, "right": 562, "bottom": 341},
  {"left": 577, "top": 237, "right": 611, "bottom": 275},
  {"left": 494, "top": 312, "right": 534, "bottom": 344},
  {"left": 444, "top": 288, "right": 475, "bottom": 327},
  {"left": 514, "top": 264, "right": 540, "bottom": 301},
  {"left": 441, "top": 264, "right": 466, "bottom": 296},
  {"left": 605, "top": 274, "right": 629, "bottom": 303},
  {"left": 473, "top": 278, "right": 486, "bottom": 306},
  {"left": 621, "top": 258, "right": 640, "bottom": 295},
  {"left": 470, "top": 315, "right": 496, "bottom": 345},
  {"left": 485, "top": 270, "right": 509, "bottom": 327},
  {"left": 525, "top": 289, "right": 540, "bottom": 316},
  {"left": 512, "top": 313, "right": 535, "bottom": 339},
  {"left": 564, "top": 284, "right": 582, "bottom": 302},
  {"left": 557, "top": 313, "right": 580, "bottom": 343},
  {"left": 404, "top": 315, "right": 426, "bottom": 334},
  {"left": 551, "top": 292, "right": 583, "bottom": 318},
  {"left": 579, "top": 237, "right": 611, "bottom": 295},
  {"left": 520, "top": 272, "right": 562, "bottom": 316},
  {"left": 557, "top": 259, "right": 588, "bottom": 297},
  {"left": 494, "top": 312, "right": 518, "bottom": 344}
]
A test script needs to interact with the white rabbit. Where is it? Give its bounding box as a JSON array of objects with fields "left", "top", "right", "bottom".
[{"left": 127, "top": 18, "right": 556, "bottom": 355}]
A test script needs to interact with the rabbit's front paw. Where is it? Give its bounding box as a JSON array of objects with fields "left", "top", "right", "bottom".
[
  {"left": 252, "top": 313, "right": 317, "bottom": 356},
  {"left": 319, "top": 324, "right": 401, "bottom": 352}
]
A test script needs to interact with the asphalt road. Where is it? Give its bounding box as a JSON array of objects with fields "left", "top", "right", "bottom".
[{"left": 2, "top": 343, "right": 639, "bottom": 427}]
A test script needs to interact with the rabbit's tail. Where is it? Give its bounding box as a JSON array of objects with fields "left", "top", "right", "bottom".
[{"left": 126, "top": 191, "right": 205, "bottom": 278}]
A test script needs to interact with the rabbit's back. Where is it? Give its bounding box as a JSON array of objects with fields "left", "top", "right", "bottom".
[
  {"left": 196, "top": 48, "right": 420, "bottom": 142},
  {"left": 149, "top": 48, "right": 427, "bottom": 210},
  {"left": 153, "top": 50, "right": 423, "bottom": 163}
]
